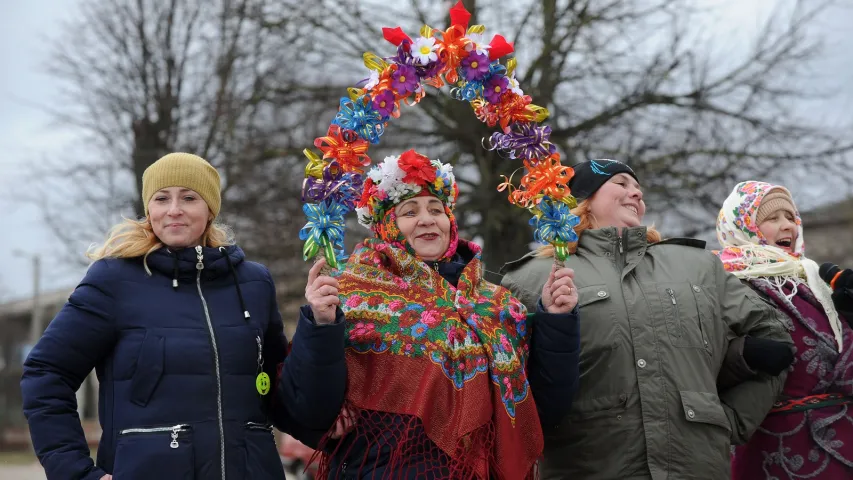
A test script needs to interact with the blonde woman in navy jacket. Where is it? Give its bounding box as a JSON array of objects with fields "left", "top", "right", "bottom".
[{"left": 21, "top": 153, "right": 346, "bottom": 480}]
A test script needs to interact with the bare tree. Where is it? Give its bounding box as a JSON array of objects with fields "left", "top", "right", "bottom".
[
  {"left": 29, "top": 0, "right": 853, "bottom": 301},
  {"left": 267, "top": 0, "right": 852, "bottom": 272},
  {"left": 29, "top": 0, "right": 322, "bottom": 272}
]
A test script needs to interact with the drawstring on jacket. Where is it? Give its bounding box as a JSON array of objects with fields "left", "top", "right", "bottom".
[
  {"left": 172, "top": 253, "right": 179, "bottom": 289},
  {"left": 220, "top": 247, "right": 251, "bottom": 320}
]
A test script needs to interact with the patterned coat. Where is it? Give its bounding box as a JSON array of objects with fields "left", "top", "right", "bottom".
[{"left": 732, "top": 279, "right": 853, "bottom": 479}]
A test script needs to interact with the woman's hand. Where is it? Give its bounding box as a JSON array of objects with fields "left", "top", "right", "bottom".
[
  {"left": 305, "top": 258, "right": 340, "bottom": 325},
  {"left": 329, "top": 406, "right": 357, "bottom": 439},
  {"left": 100, "top": 475, "right": 112, "bottom": 480},
  {"left": 541, "top": 266, "right": 579, "bottom": 314}
]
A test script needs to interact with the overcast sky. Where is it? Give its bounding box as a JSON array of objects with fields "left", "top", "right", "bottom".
[{"left": 1, "top": 0, "right": 852, "bottom": 301}]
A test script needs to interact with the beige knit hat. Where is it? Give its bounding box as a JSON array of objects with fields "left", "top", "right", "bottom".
[
  {"left": 142, "top": 153, "right": 222, "bottom": 218},
  {"left": 756, "top": 188, "right": 796, "bottom": 225}
]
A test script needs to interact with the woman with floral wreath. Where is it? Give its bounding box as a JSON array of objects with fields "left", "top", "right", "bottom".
[{"left": 298, "top": 149, "right": 581, "bottom": 479}]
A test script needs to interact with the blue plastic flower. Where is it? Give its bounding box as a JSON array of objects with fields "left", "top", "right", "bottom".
[
  {"left": 299, "top": 200, "right": 348, "bottom": 264},
  {"left": 332, "top": 96, "right": 385, "bottom": 144},
  {"left": 530, "top": 197, "right": 580, "bottom": 245}
]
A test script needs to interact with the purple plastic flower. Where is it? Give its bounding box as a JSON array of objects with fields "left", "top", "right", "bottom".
[
  {"left": 461, "top": 51, "right": 490, "bottom": 81},
  {"left": 392, "top": 65, "right": 419, "bottom": 94},
  {"left": 420, "top": 60, "right": 445, "bottom": 79},
  {"left": 372, "top": 90, "right": 395, "bottom": 117},
  {"left": 391, "top": 40, "right": 414, "bottom": 66},
  {"left": 484, "top": 75, "right": 509, "bottom": 103}
]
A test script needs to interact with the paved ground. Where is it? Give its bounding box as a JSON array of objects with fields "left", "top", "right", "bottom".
[{"left": 0, "top": 463, "right": 44, "bottom": 480}]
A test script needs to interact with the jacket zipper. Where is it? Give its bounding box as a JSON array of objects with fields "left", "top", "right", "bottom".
[
  {"left": 615, "top": 233, "right": 624, "bottom": 273},
  {"left": 666, "top": 288, "right": 677, "bottom": 306},
  {"left": 195, "top": 246, "right": 226, "bottom": 480},
  {"left": 691, "top": 285, "right": 710, "bottom": 351},
  {"left": 246, "top": 421, "right": 273, "bottom": 433},
  {"left": 667, "top": 287, "right": 708, "bottom": 349},
  {"left": 119, "top": 424, "right": 190, "bottom": 449},
  {"left": 666, "top": 288, "right": 683, "bottom": 338}
]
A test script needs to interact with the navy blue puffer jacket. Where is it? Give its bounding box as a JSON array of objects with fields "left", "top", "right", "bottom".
[{"left": 21, "top": 245, "right": 347, "bottom": 480}]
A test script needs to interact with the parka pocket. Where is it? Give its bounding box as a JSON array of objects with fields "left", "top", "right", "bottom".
[
  {"left": 129, "top": 332, "right": 165, "bottom": 406},
  {"left": 659, "top": 283, "right": 711, "bottom": 350},
  {"left": 577, "top": 285, "right": 618, "bottom": 352},
  {"left": 679, "top": 390, "right": 731, "bottom": 433},
  {"left": 244, "top": 422, "right": 286, "bottom": 480},
  {"left": 674, "top": 391, "right": 732, "bottom": 472},
  {"left": 113, "top": 424, "right": 194, "bottom": 479}
]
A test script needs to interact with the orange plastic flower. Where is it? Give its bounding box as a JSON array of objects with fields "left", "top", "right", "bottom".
[
  {"left": 314, "top": 125, "right": 371, "bottom": 172},
  {"left": 497, "top": 93, "right": 538, "bottom": 132},
  {"left": 435, "top": 25, "right": 470, "bottom": 85},
  {"left": 497, "top": 154, "right": 573, "bottom": 208}
]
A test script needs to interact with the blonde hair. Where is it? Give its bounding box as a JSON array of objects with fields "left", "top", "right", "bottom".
[
  {"left": 535, "top": 199, "right": 662, "bottom": 257},
  {"left": 87, "top": 216, "right": 235, "bottom": 274}
]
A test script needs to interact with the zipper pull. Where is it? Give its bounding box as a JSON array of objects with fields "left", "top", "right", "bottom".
[
  {"left": 667, "top": 288, "right": 677, "bottom": 305},
  {"left": 195, "top": 246, "right": 204, "bottom": 270},
  {"left": 618, "top": 236, "right": 624, "bottom": 254},
  {"left": 170, "top": 425, "right": 181, "bottom": 449}
]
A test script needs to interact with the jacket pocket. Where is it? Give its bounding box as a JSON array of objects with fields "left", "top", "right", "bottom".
[
  {"left": 129, "top": 332, "right": 165, "bottom": 406},
  {"left": 113, "top": 424, "right": 194, "bottom": 479},
  {"left": 679, "top": 390, "right": 731, "bottom": 433},
  {"left": 244, "top": 422, "right": 286, "bottom": 480},
  {"left": 659, "top": 283, "right": 711, "bottom": 350},
  {"left": 577, "top": 285, "right": 618, "bottom": 352},
  {"left": 568, "top": 392, "right": 630, "bottom": 422}
]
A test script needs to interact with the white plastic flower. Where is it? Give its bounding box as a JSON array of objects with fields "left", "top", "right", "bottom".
[
  {"left": 367, "top": 165, "right": 383, "bottom": 183},
  {"left": 435, "top": 160, "right": 454, "bottom": 179},
  {"left": 508, "top": 75, "right": 524, "bottom": 96},
  {"left": 355, "top": 206, "right": 373, "bottom": 228},
  {"left": 364, "top": 70, "right": 380, "bottom": 90},
  {"left": 465, "top": 33, "right": 490, "bottom": 55},
  {"left": 387, "top": 183, "right": 421, "bottom": 203},
  {"left": 377, "top": 155, "right": 406, "bottom": 190},
  {"left": 410, "top": 36, "right": 438, "bottom": 65}
]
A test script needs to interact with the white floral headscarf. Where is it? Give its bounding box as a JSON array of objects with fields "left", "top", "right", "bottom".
[{"left": 715, "top": 181, "right": 842, "bottom": 349}]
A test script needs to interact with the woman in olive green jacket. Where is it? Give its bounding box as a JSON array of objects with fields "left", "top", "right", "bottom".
[{"left": 500, "top": 160, "right": 792, "bottom": 480}]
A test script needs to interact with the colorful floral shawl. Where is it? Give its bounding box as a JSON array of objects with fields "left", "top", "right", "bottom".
[
  {"left": 715, "top": 180, "right": 843, "bottom": 349},
  {"left": 319, "top": 238, "right": 543, "bottom": 479}
]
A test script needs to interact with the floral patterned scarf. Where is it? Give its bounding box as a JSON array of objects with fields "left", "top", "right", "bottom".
[
  {"left": 318, "top": 238, "right": 543, "bottom": 479},
  {"left": 715, "top": 180, "right": 842, "bottom": 349}
]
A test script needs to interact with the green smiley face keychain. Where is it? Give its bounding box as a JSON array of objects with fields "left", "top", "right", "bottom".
[
  {"left": 255, "top": 335, "right": 270, "bottom": 396},
  {"left": 256, "top": 372, "right": 270, "bottom": 396}
]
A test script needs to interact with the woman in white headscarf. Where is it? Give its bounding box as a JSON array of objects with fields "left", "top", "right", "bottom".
[{"left": 716, "top": 180, "right": 853, "bottom": 479}]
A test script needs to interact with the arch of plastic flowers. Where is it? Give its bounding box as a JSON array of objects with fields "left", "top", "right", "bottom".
[{"left": 300, "top": 1, "right": 579, "bottom": 270}]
